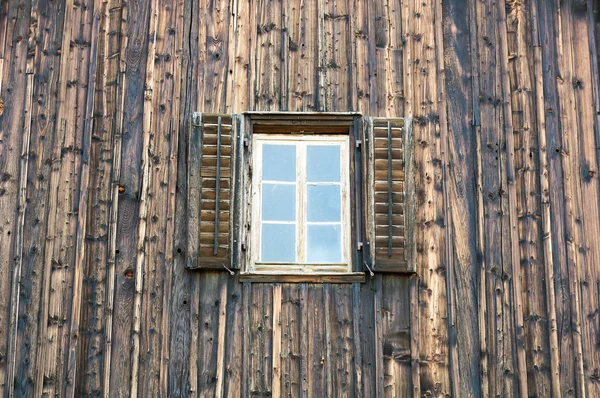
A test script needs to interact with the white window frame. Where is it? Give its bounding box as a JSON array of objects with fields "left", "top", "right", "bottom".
[{"left": 249, "top": 134, "right": 351, "bottom": 274}]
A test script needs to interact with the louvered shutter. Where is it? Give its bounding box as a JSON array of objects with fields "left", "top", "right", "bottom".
[
  {"left": 187, "top": 113, "right": 239, "bottom": 270},
  {"left": 364, "top": 117, "right": 415, "bottom": 273}
]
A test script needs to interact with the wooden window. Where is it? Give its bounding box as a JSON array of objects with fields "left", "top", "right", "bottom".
[
  {"left": 249, "top": 134, "right": 351, "bottom": 273},
  {"left": 187, "top": 113, "right": 414, "bottom": 282}
]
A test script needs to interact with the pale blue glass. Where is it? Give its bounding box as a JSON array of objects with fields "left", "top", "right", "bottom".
[
  {"left": 307, "top": 145, "right": 340, "bottom": 182},
  {"left": 262, "top": 144, "right": 296, "bottom": 182},
  {"left": 261, "top": 224, "right": 296, "bottom": 262},
  {"left": 307, "top": 185, "right": 341, "bottom": 222},
  {"left": 306, "top": 225, "right": 342, "bottom": 263},
  {"left": 262, "top": 183, "right": 296, "bottom": 221}
]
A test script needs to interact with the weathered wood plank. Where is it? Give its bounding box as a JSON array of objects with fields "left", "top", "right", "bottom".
[
  {"left": 440, "top": 0, "right": 482, "bottom": 395},
  {"left": 352, "top": 0, "right": 375, "bottom": 114},
  {"left": 536, "top": 0, "right": 578, "bottom": 395},
  {"left": 280, "top": 284, "right": 301, "bottom": 398},
  {"left": 323, "top": 0, "right": 351, "bottom": 111},
  {"left": 374, "top": 0, "right": 404, "bottom": 117},
  {"left": 65, "top": 0, "right": 104, "bottom": 394},
  {"left": 0, "top": 0, "right": 33, "bottom": 393},
  {"left": 249, "top": 284, "right": 274, "bottom": 396},
  {"left": 497, "top": 0, "right": 529, "bottom": 395},
  {"left": 569, "top": 1, "right": 600, "bottom": 396},
  {"left": 529, "top": 1, "right": 561, "bottom": 395},
  {"left": 504, "top": 1, "right": 554, "bottom": 396},
  {"left": 254, "top": 0, "right": 284, "bottom": 110},
  {"left": 407, "top": 0, "right": 450, "bottom": 395},
  {"left": 381, "top": 276, "right": 411, "bottom": 398},
  {"left": 553, "top": 0, "right": 587, "bottom": 395},
  {"left": 327, "top": 284, "right": 355, "bottom": 397},
  {"left": 107, "top": 0, "right": 153, "bottom": 393},
  {"left": 307, "top": 285, "right": 326, "bottom": 396},
  {"left": 10, "top": 0, "right": 66, "bottom": 395},
  {"left": 222, "top": 275, "right": 243, "bottom": 397}
]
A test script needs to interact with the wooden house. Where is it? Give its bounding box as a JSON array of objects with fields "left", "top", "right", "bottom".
[{"left": 1, "top": 0, "right": 600, "bottom": 396}]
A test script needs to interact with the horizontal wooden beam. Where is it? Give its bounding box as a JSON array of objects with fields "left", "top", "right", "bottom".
[{"left": 238, "top": 272, "right": 366, "bottom": 283}]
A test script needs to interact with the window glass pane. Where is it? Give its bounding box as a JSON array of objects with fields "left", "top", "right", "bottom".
[
  {"left": 262, "top": 183, "right": 296, "bottom": 221},
  {"left": 307, "top": 145, "right": 340, "bottom": 182},
  {"left": 262, "top": 144, "right": 296, "bottom": 182},
  {"left": 307, "top": 185, "right": 341, "bottom": 222},
  {"left": 306, "top": 225, "right": 342, "bottom": 263},
  {"left": 261, "top": 224, "right": 296, "bottom": 262}
]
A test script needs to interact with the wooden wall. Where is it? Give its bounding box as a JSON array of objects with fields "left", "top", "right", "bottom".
[{"left": 1, "top": 0, "right": 600, "bottom": 397}]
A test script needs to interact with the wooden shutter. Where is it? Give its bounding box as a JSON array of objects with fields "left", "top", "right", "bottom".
[
  {"left": 187, "top": 113, "right": 239, "bottom": 270},
  {"left": 364, "top": 117, "right": 416, "bottom": 273}
]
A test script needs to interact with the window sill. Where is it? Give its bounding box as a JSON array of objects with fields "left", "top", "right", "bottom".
[{"left": 238, "top": 271, "right": 366, "bottom": 284}]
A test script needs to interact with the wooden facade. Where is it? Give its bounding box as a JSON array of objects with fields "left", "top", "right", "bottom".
[{"left": 1, "top": 0, "right": 600, "bottom": 396}]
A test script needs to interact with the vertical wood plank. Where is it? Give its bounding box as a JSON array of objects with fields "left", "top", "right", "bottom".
[
  {"left": 10, "top": 0, "right": 66, "bottom": 395},
  {"left": 249, "top": 283, "right": 273, "bottom": 396},
  {"left": 307, "top": 285, "right": 325, "bottom": 396},
  {"left": 381, "top": 276, "right": 411, "bottom": 397},
  {"left": 323, "top": 0, "right": 351, "bottom": 111},
  {"left": 503, "top": 1, "right": 554, "bottom": 396},
  {"left": 530, "top": 1, "right": 562, "bottom": 395},
  {"left": 280, "top": 284, "right": 301, "bottom": 398},
  {"left": 497, "top": 1, "right": 529, "bottom": 395},
  {"left": 374, "top": 0, "right": 404, "bottom": 117},
  {"left": 441, "top": 0, "right": 483, "bottom": 396},
  {"left": 286, "top": 0, "right": 319, "bottom": 111},
  {"left": 0, "top": 0, "right": 32, "bottom": 394},
  {"left": 272, "top": 284, "right": 282, "bottom": 397},
  {"left": 407, "top": 0, "right": 450, "bottom": 395},
  {"left": 254, "top": 0, "right": 284, "bottom": 111}
]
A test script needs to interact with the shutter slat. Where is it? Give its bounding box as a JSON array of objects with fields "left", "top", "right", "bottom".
[
  {"left": 187, "top": 113, "right": 235, "bottom": 270},
  {"left": 366, "top": 117, "right": 415, "bottom": 273}
]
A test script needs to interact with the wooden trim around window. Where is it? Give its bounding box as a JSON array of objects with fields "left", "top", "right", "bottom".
[{"left": 238, "top": 272, "right": 366, "bottom": 283}]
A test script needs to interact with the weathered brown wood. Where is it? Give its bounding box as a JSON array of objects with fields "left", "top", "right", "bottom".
[
  {"left": 239, "top": 272, "right": 366, "bottom": 284},
  {"left": 497, "top": 1, "right": 529, "bottom": 395},
  {"left": 271, "top": 284, "right": 282, "bottom": 397},
  {"left": 381, "top": 276, "right": 412, "bottom": 397},
  {"left": 0, "top": 0, "right": 32, "bottom": 394},
  {"left": 1, "top": 1, "right": 600, "bottom": 397},
  {"left": 307, "top": 285, "right": 326, "bottom": 396},
  {"left": 254, "top": 0, "right": 284, "bottom": 111},
  {"left": 529, "top": 1, "right": 561, "bottom": 395},
  {"left": 407, "top": 0, "right": 450, "bottom": 395},
  {"left": 249, "top": 284, "right": 273, "bottom": 396},
  {"left": 323, "top": 0, "right": 351, "bottom": 111},
  {"left": 280, "top": 284, "right": 301, "bottom": 397},
  {"left": 554, "top": 1, "right": 587, "bottom": 396}
]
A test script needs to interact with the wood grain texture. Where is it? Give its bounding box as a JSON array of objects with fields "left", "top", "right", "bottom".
[{"left": 0, "top": 1, "right": 599, "bottom": 396}]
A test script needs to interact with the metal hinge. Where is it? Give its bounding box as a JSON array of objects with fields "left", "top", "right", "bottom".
[{"left": 355, "top": 140, "right": 362, "bottom": 149}]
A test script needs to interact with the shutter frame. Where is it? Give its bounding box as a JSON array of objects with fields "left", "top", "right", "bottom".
[
  {"left": 365, "top": 117, "right": 416, "bottom": 273},
  {"left": 187, "top": 112, "right": 236, "bottom": 270}
]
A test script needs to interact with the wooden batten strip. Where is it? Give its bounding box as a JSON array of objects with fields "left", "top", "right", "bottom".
[
  {"left": 529, "top": 2, "right": 560, "bottom": 395},
  {"left": 351, "top": 284, "right": 364, "bottom": 397},
  {"left": 6, "top": 71, "right": 33, "bottom": 398},
  {"left": 432, "top": 0, "right": 459, "bottom": 394},
  {"left": 215, "top": 283, "right": 228, "bottom": 398},
  {"left": 34, "top": 0, "right": 76, "bottom": 391},
  {"left": 554, "top": 1, "right": 587, "bottom": 396},
  {"left": 64, "top": 0, "right": 103, "bottom": 394},
  {"left": 103, "top": 2, "right": 129, "bottom": 394},
  {"left": 467, "top": 0, "right": 489, "bottom": 394},
  {"left": 496, "top": 1, "right": 528, "bottom": 396},
  {"left": 271, "top": 284, "right": 282, "bottom": 398},
  {"left": 130, "top": 0, "right": 159, "bottom": 394}
]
